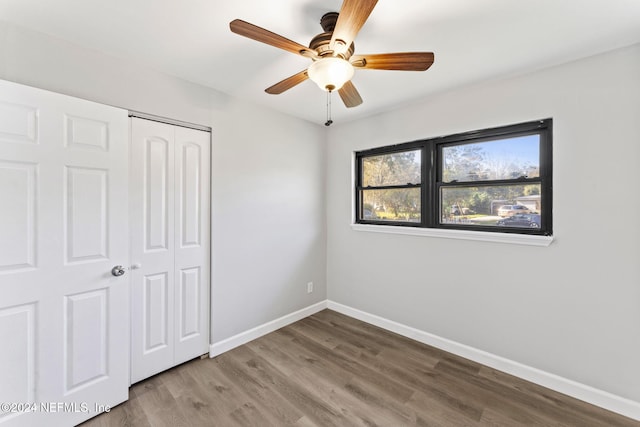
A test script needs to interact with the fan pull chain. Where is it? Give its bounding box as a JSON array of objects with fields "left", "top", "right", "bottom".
[{"left": 325, "top": 90, "right": 333, "bottom": 126}]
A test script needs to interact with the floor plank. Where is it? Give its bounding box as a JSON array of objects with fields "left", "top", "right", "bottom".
[{"left": 81, "top": 310, "right": 639, "bottom": 427}]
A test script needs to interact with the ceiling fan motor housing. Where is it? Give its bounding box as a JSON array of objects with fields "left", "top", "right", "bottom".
[{"left": 310, "top": 12, "right": 355, "bottom": 59}]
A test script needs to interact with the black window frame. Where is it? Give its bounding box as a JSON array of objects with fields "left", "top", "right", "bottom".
[{"left": 355, "top": 119, "right": 553, "bottom": 236}]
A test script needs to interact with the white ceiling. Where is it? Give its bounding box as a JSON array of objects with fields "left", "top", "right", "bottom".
[{"left": 2, "top": 0, "right": 640, "bottom": 124}]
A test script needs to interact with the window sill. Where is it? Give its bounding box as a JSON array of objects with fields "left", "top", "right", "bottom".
[{"left": 351, "top": 224, "right": 554, "bottom": 247}]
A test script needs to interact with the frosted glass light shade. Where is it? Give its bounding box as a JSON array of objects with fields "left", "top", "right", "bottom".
[{"left": 307, "top": 57, "right": 354, "bottom": 92}]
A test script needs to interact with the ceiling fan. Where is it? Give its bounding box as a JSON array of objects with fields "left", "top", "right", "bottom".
[{"left": 229, "top": 0, "right": 434, "bottom": 113}]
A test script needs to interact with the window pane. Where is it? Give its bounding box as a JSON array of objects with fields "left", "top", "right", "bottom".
[
  {"left": 442, "top": 135, "right": 539, "bottom": 183},
  {"left": 362, "top": 150, "right": 421, "bottom": 187},
  {"left": 361, "top": 188, "right": 421, "bottom": 222},
  {"left": 440, "top": 184, "right": 542, "bottom": 228}
]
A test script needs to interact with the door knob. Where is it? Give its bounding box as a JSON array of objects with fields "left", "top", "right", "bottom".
[{"left": 111, "top": 265, "right": 126, "bottom": 277}]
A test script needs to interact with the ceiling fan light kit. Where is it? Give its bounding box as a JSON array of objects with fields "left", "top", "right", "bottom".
[
  {"left": 229, "top": 0, "right": 434, "bottom": 123},
  {"left": 307, "top": 57, "right": 354, "bottom": 92}
]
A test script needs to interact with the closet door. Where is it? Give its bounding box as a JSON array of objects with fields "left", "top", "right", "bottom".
[
  {"left": 173, "top": 127, "right": 210, "bottom": 365},
  {"left": 130, "top": 120, "right": 175, "bottom": 382},
  {"left": 130, "top": 118, "right": 209, "bottom": 383}
]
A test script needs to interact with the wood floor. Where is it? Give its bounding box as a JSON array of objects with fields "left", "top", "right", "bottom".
[{"left": 81, "top": 309, "right": 638, "bottom": 426}]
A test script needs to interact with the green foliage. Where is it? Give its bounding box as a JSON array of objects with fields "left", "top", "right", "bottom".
[
  {"left": 470, "top": 192, "right": 491, "bottom": 213},
  {"left": 443, "top": 145, "right": 486, "bottom": 182},
  {"left": 362, "top": 150, "right": 420, "bottom": 218},
  {"left": 363, "top": 150, "right": 420, "bottom": 187}
]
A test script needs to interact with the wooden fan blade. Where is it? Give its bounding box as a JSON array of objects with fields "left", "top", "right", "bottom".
[
  {"left": 330, "top": 0, "right": 378, "bottom": 54},
  {"left": 265, "top": 70, "right": 309, "bottom": 94},
  {"left": 350, "top": 52, "right": 435, "bottom": 71},
  {"left": 338, "top": 80, "right": 363, "bottom": 108},
  {"left": 230, "top": 19, "right": 312, "bottom": 56}
]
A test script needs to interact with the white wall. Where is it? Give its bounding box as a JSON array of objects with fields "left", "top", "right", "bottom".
[
  {"left": 326, "top": 43, "right": 640, "bottom": 402},
  {"left": 210, "top": 99, "right": 327, "bottom": 341},
  {"left": 0, "top": 21, "right": 327, "bottom": 344}
]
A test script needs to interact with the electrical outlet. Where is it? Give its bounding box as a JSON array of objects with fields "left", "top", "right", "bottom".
[{"left": 307, "top": 282, "right": 313, "bottom": 294}]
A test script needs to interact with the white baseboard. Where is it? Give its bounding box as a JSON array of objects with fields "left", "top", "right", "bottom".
[
  {"left": 327, "top": 300, "right": 640, "bottom": 422},
  {"left": 209, "top": 300, "right": 328, "bottom": 357}
]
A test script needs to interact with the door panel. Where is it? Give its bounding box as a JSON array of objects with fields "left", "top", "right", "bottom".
[
  {"left": 0, "top": 101, "right": 38, "bottom": 144},
  {"left": 145, "top": 136, "right": 171, "bottom": 252},
  {"left": 179, "top": 142, "right": 201, "bottom": 247},
  {"left": 179, "top": 267, "right": 201, "bottom": 339},
  {"left": 130, "top": 118, "right": 209, "bottom": 383},
  {"left": 65, "top": 166, "right": 109, "bottom": 263},
  {"left": 0, "top": 304, "right": 36, "bottom": 404},
  {"left": 64, "top": 289, "right": 109, "bottom": 391},
  {"left": 64, "top": 115, "right": 109, "bottom": 151},
  {"left": 143, "top": 272, "right": 171, "bottom": 353},
  {"left": 0, "top": 161, "right": 36, "bottom": 272},
  {"left": 0, "top": 79, "right": 129, "bottom": 426}
]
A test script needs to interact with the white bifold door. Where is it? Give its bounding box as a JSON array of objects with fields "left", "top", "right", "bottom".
[
  {"left": 130, "top": 118, "right": 210, "bottom": 383},
  {"left": 0, "top": 79, "right": 130, "bottom": 426}
]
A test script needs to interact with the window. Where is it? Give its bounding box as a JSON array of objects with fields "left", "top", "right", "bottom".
[{"left": 355, "top": 119, "right": 552, "bottom": 235}]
